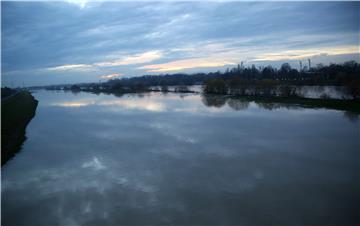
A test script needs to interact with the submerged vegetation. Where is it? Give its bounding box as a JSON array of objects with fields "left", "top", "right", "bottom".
[
  {"left": 200, "top": 61, "right": 360, "bottom": 100},
  {"left": 1, "top": 90, "right": 38, "bottom": 165},
  {"left": 41, "top": 61, "right": 360, "bottom": 101},
  {"left": 105, "top": 60, "right": 360, "bottom": 89},
  {"left": 39, "top": 61, "right": 360, "bottom": 113}
]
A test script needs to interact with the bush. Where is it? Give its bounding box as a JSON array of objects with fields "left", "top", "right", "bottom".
[
  {"left": 203, "top": 78, "right": 228, "bottom": 94},
  {"left": 345, "top": 79, "right": 360, "bottom": 100},
  {"left": 160, "top": 85, "right": 169, "bottom": 92},
  {"left": 279, "top": 85, "right": 296, "bottom": 97}
]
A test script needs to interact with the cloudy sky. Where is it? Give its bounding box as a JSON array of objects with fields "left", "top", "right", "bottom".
[{"left": 2, "top": 1, "right": 359, "bottom": 87}]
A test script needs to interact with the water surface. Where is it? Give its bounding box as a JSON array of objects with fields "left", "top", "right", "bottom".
[{"left": 2, "top": 90, "right": 359, "bottom": 226}]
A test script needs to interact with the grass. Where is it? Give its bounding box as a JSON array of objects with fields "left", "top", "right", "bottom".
[{"left": 1, "top": 91, "right": 38, "bottom": 165}]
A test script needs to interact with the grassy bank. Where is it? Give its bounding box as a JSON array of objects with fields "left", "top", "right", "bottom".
[{"left": 2, "top": 91, "right": 38, "bottom": 165}]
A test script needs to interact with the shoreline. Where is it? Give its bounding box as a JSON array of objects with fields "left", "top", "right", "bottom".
[{"left": 1, "top": 91, "right": 38, "bottom": 166}]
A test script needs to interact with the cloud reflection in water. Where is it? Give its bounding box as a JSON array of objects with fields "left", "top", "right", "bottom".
[{"left": 2, "top": 90, "right": 359, "bottom": 226}]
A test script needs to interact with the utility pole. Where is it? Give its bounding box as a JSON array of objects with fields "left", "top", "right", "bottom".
[
  {"left": 299, "top": 61, "right": 302, "bottom": 72},
  {"left": 308, "top": 59, "right": 311, "bottom": 70}
]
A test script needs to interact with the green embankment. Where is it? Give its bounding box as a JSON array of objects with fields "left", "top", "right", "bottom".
[{"left": 1, "top": 91, "right": 38, "bottom": 165}]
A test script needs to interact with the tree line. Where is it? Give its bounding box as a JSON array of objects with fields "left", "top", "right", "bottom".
[
  {"left": 107, "top": 61, "right": 359, "bottom": 86},
  {"left": 42, "top": 61, "right": 359, "bottom": 99},
  {"left": 104, "top": 61, "right": 359, "bottom": 99}
]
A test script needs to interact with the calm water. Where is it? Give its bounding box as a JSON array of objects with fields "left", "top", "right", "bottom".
[
  {"left": 163, "top": 85, "right": 351, "bottom": 99},
  {"left": 2, "top": 90, "right": 359, "bottom": 226}
]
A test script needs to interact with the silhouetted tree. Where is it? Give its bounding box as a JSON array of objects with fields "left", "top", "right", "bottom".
[
  {"left": 70, "top": 84, "right": 80, "bottom": 90},
  {"left": 279, "top": 63, "right": 291, "bottom": 79},
  {"left": 160, "top": 85, "right": 169, "bottom": 92},
  {"left": 345, "top": 79, "right": 360, "bottom": 100},
  {"left": 257, "top": 79, "right": 279, "bottom": 96},
  {"left": 228, "top": 77, "right": 248, "bottom": 95},
  {"left": 66, "top": 61, "right": 359, "bottom": 99},
  {"left": 112, "top": 82, "right": 123, "bottom": 91},
  {"left": 203, "top": 78, "right": 228, "bottom": 94},
  {"left": 279, "top": 85, "right": 296, "bottom": 97},
  {"left": 262, "top": 66, "right": 275, "bottom": 79}
]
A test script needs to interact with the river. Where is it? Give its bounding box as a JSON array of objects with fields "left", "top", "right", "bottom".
[{"left": 2, "top": 90, "right": 359, "bottom": 226}]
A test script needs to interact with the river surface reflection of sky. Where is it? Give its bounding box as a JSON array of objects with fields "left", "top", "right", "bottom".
[{"left": 2, "top": 90, "right": 359, "bottom": 226}]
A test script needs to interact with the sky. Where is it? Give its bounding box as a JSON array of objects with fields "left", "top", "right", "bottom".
[{"left": 1, "top": 1, "right": 359, "bottom": 87}]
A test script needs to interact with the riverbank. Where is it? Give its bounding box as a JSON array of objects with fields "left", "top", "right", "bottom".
[{"left": 2, "top": 91, "right": 38, "bottom": 165}]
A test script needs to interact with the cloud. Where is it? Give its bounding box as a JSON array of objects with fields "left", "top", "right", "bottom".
[
  {"left": 2, "top": 1, "right": 359, "bottom": 86},
  {"left": 140, "top": 57, "right": 235, "bottom": 72},
  {"left": 66, "top": 0, "right": 86, "bottom": 7},
  {"left": 45, "top": 64, "right": 94, "bottom": 72},
  {"left": 99, "top": 73, "right": 124, "bottom": 79},
  {"left": 42, "top": 50, "right": 163, "bottom": 74},
  {"left": 252, "top": 46, "right": 359, "bottom": 62},
  {"left": 144, "top": 13, "right": 192, "bottom": 40},
  {"left": 94, "top": 51, "right": 163, "bottom": 67}
]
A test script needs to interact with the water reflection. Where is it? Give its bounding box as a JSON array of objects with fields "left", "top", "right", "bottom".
[
  {"left": 51, "top": 98, "right": 166, "bottom": 112},
  {"left": 82, "top": 157, "right": 106, "bottom": 171},
  {"left": 46, "top": 91, "right": 358, "bottom": 121},
  {"left": 227, "top": 98, "right": 250, "bottom": 111},
  {"left": 2, "top": 90, "right": 359, "bottom": 226},
  {"left": 254, "top": 101, "right": 302, "bottom": 111},
  {"left": 343, "top": 111, "right": 359, "bottom": 122},
  {"left": 200, "top": 95, "right": 299, "bottom": 112},
  {"left": 201, "top": 94, "right": 358, "bottom": 121},
  {"left": 201, "top": 95, "right": 227, "bottom": 108}
]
